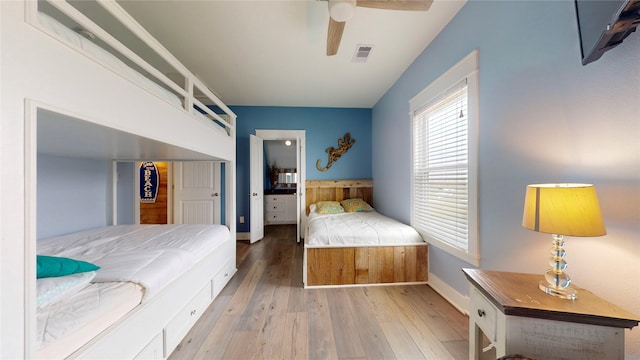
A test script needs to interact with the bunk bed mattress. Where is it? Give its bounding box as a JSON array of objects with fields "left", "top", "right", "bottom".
[
  {"left": 36, "top": 281, "right": 143, "bottom": 359},
  {"left": 38, "top": 224, "right": 230, "bottom": 299},
  {"left": 36, "top": 224, "right": 230, "bottom": 357},
  {"left": 306, "top": 211, "right": 424, "bottom": 247}
]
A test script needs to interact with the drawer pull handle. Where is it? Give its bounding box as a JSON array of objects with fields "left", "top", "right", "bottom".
[
  {"left": 190, "top": 309, "right": 197, "bottom": 316},
  {"left": 477, "top": 309, "right": 485, "bottom": 317},
  {"left": 224, "top": 272, "right": 229, "bottom": 277}
]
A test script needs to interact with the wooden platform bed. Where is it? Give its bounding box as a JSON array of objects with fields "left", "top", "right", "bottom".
[{"left": 303, "top": 180, "right": 428, "bottom": 288}]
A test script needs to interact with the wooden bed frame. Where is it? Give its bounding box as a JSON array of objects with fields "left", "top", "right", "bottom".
[{"left": 303, "top": 179, "right": 428, "bottom": 288}]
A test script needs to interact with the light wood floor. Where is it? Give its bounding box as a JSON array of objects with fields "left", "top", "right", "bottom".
[{"left": 169, "top": 225, "right": 470, "bottom": 360}]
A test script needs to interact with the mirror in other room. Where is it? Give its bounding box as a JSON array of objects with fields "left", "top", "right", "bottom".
[{"left": 265, "top": 139, "right": 297, "bottom": 191}]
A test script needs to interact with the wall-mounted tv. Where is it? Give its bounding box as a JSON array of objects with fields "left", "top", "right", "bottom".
[{"left": 575, "top": 0, "right": 640, "bottom": 65}]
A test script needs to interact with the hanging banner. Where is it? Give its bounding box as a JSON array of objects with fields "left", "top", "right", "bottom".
[{"left": 140, "top": 162, "right": 159, "bottom": 203}]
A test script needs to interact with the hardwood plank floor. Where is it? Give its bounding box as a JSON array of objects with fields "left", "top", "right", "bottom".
[{"left": 170, "top": 225, "right": 469, "bottom": 360}]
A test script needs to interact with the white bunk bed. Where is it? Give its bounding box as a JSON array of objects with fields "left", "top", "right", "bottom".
[
  {"left": 36, "top": 224, "right": 236, "bottom": 359},
  {"left": 31, "top": 0, "right": 236, "bottom": 140},
  {"left": 2, "top": 0, "right": 237, "bottom": 359}
]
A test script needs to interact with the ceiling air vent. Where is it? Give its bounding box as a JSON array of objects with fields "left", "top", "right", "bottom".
[{"left": 352, "top": 44, "right": 374, "bottom": 63}]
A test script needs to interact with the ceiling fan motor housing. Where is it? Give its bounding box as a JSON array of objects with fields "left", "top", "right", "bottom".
[{"left": 329, "top": 0, "right": 357, "bottom": 22}]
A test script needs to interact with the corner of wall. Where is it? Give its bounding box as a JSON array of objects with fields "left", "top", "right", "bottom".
[{"left": 428, "top": 271, "right": 469, "bottom": 316}]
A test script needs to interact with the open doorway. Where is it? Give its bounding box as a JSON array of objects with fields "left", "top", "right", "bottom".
[
  {"left": 115, "top": 161, "right": 223, "bottom": 226},
  {"left": 252, "top": 130, "right": 306, "bottom": 242}
]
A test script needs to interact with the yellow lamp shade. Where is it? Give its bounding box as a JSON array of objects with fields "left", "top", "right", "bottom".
[{"left": 522, "top": 183, "right": 606, "bottom": 237}]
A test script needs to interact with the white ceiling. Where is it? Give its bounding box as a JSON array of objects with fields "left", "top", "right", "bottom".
[{"left": 117, "top": 0, "right": 466, "bottom": 108}]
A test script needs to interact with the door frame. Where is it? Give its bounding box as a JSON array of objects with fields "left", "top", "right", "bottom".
[
  {"left": 249, "top": 135, "right": 264, "bottom": 243},
  {"left": 255, "top": 129, "right": 306, "bottom": 241}
]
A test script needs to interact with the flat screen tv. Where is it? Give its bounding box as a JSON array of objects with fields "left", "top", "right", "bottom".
[{"left": 575, "top": 0, "right": 640, "bottom": 65}]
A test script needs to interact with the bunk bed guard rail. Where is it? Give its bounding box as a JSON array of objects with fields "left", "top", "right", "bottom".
[{"left": 29, "top": 0, "right": 236, "bottom": 136}]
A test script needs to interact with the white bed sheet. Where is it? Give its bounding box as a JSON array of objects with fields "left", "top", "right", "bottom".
[
  {"left": 36, "top": 281, "right": 144, "bottom": 358},
  {"left": 38, "top": 224, "right": 230, "bottom": 299},
  {"left": 305, "top": 211, "right": 424, "bottom": 247}
]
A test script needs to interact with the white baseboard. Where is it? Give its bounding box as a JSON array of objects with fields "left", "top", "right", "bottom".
[
  {"left": 236, "top": 232, "right": 250, "bottom": 240},
  {"left": 427, "top": 272, "right": 470, "bottom": 316}
]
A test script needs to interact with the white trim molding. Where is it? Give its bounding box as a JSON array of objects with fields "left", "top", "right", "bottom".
[
  {"left": 236, "top": 232, "right": 251, "bottom": 241},
  {"left": 428, "top": 272, "right": 469, "bottom": 316}
]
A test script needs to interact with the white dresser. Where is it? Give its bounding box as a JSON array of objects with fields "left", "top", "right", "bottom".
[{"left": 264, "top": 194, "right": 297, "bottom": 225}]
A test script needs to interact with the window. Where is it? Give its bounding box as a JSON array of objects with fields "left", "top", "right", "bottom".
[{"left": 410, "top": 50, "right": 479, "bottom": 266}]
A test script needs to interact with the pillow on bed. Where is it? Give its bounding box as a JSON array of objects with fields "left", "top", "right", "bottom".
[
  {"left": 340, "top": 198, "right": 374, "bottom": 212},
  {"left": 315, "top": 201, "right": 345, "bottom": 214},
  {"left": 36, "top": 271, "right": 96, "bottom": 308},
  {"left": 36, "top": 255, "right": 100, "bottom": 279}
]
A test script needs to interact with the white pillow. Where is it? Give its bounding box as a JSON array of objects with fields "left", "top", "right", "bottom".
[
  {"left": 36, "top": 271, "right": 96, "bottom": 308},
  {"left": 309, "top": 204, "right": 317, "bottom": 213}
]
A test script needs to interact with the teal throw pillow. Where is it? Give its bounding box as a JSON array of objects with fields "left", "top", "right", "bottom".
[{"left": 36, "top": 255, "right": 100, "bottom": 279}]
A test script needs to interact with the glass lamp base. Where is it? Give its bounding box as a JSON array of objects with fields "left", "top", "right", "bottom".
[{"left": 539, "top": 280, "right": 578, "bottom": 300}]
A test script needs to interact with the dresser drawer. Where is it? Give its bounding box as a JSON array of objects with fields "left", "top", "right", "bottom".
[
  {"left": 470, "top": 286, "right": 497, "bottom": 341},
  {"left": 164, "top": 282, "right": 212, "bottom": 355},
  {"left": 266, "top": 203, "right": 285, "bottom": 213},
  {"left": 266, "top": 213, "right": 286, "bottom": 221},
  {"left": 134, "top": 333, "right": 163, "bottom": 359},
  {"left": 265, "top": 196, "right": 285, "bottom": 204},
  {"left": 212, "top": 258, "right": 235, "bottom": 299}
]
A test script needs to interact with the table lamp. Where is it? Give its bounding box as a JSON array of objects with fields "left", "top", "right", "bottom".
[{"left": 522, "top": 183, "right": 606, "bottom": 300}]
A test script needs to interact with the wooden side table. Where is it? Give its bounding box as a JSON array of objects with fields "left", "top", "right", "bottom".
[{"left": 462, "top": 269, "right": 640, "bottom": 360}]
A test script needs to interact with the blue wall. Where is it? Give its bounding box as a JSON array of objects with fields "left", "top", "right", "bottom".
[
  {"left": 37, "top": 154, "right": 111, "bottom": 239},
  {"left": 116, "top": 162, "right": 135, "bottom": 225},
  {"left": 232, "top": 106, "right": 372, "bottom": 232},
  {"left": 373, "top": 0, "right": 640, "bottom": 344}
]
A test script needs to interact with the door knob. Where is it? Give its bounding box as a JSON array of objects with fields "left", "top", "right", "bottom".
[{"left": 212, "top": 193, "right": 220, "bottom": 197}]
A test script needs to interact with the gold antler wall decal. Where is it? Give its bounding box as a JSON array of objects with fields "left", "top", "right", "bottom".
[{"left": 316, "top": 132, "right": 356, "bottom": 172}]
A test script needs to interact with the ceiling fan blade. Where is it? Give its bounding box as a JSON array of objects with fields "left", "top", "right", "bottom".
[
  {"left": 356, "top": 0, "right": 432, "bottom": 11},
  {"left": 327, "top": 18, "right": 346, "bottom": 56}
]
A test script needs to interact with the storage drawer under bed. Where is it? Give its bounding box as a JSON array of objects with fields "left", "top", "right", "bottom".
[
  {"left": 163, "top": 281, "right": 212, "bottom": 356},
  {"left": 134, "top": 333, "right": 163, "bottom": 359},
  {"left": 212, "top": 258, "right": 235, "bottom": 299}
]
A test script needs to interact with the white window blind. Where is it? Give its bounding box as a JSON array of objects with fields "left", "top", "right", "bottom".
[
  {"left": 413, "top": 81, "right": 469, "bottom": 250},
  {"left": 409, "top": 49, "right": 479, "bottom": 265}
]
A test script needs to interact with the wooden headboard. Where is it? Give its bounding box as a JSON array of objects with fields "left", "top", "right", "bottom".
[{"left": 305, "top": 179, "right": 373, "bottom": 214}]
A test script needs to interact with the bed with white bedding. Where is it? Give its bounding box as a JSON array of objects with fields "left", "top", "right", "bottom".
[
  {"left": 36, "top": 224, "right": 236, "bottom": 359},
  {"left": 35, "top": 9, "right": 231, "bottom": 135},
  {"left": 36, "top": 282, "right": 144, "bottom": 359},
  {"left": 303, "top": 180, "right": 428, "bottom": 288},
  {"left": 33, "top": 0, "right": 235, "bottom": 136},
  {"left": 306, "top": 210, "right": 425, "bottom": 247}
]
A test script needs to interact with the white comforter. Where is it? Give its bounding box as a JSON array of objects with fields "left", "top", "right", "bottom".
[
  {"left": 36, "top": 282, "right": 144, "bottom": 357},
  {"left": 306, "top": 211, "right": 424, "bottom": 247},
  {"left": 38, "top": 224, "right": 230, "bottom": 300}
]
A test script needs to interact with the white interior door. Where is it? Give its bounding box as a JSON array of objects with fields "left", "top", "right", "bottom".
[
  {"left": 295, "top": 137, "right": 302, "bottom": 241},
  {"left": 255, "top": 129, "right": 306, "bottom": 243},
  {"left": 250, "top": 135, "right": 264, "bottom": 243},
  {"left": 173, "top": 161, "right": 221, "bottom": 224}
]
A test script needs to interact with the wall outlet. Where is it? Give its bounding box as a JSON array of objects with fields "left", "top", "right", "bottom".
[{"left": 239, "top": 216, "right": 245, "bottom": 224}]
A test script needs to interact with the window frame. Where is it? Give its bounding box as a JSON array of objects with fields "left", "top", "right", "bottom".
[{"left": 409, "top": 50, "right": 479, "bottom": 266}]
